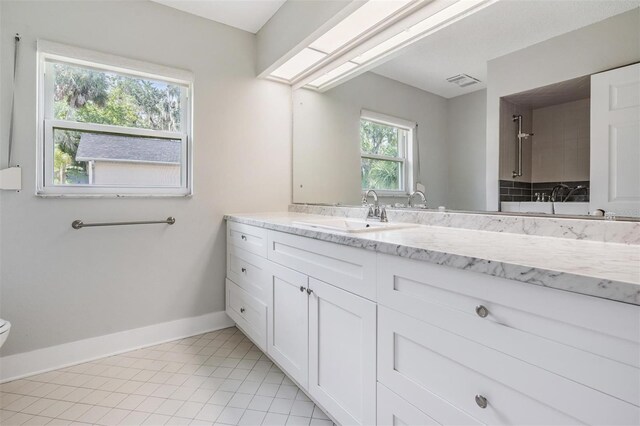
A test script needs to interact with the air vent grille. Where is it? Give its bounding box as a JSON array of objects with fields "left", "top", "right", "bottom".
[{"left": 446, "top": 74, "right": 481, "bottom": 88}]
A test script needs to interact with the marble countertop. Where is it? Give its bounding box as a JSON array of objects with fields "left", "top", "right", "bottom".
[{"left": 225, "top": 212, "right": 640, "bottom": 305}]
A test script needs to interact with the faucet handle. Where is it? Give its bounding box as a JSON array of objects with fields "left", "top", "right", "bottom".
[
  {"left": 366, "top": 205, "right": 376, "bottom": 219},
  {"left": 379, "top": 206, "right": 388, "bottom": 222}
]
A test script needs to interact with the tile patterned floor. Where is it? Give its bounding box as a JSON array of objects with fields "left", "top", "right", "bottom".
[{"left": 0, "top": 327, "right": 334, "bottom": 426}]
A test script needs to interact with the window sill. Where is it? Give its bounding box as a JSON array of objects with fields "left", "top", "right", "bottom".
[{"left": 35, "top": 191, "right": 193, "bottom": 199}]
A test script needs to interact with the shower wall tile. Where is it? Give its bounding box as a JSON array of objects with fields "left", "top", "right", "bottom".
[{"left": 531, "top": 98, "right": 590, "bottom": 182}]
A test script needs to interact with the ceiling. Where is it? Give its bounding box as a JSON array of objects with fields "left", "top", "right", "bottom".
[
  {"left": 372, "top": 0, "right": 640, "bottom": 98},
  {"left": 503, "top": 75, "right": 591, "bottom": 110},
  {"left": 151, "top": 0, "right": 286, "bottom": 33}
]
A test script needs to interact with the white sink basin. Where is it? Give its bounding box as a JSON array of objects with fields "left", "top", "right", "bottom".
[
  {"left": 553, "top": 202, "right": 589, "bottom": 216},
  {"left": 520, "top": 202, "right": 553, "bottom": 214},
  {"left": 293, "top": 218, "right": 416, "bottom": 233}
]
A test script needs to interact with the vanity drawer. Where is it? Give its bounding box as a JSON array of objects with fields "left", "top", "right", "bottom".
[
  {"left": 226, "top": 278, "right": 267, "bottom": 351},
  {"left": 227, "top": 245, "right": 269, "bottom": 303},
  {"left": 227, "top": 221, "right": 268, "bottom": 258},
  {"left": 267, "top": 230, "right": 377, "bottom": 301},
  {"left": 378, "top": 307, "right": 639, "bottom": 425},
  {"left": 377, "top": 382, "right": 476, "bottom": 426},
  {"left": 378, "top": 254, "right": 640, "bottom": 369}
]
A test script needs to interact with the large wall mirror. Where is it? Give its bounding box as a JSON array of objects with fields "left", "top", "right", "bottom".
[{"left": 292, "top": 1, "right": 640, "bottom": 219}]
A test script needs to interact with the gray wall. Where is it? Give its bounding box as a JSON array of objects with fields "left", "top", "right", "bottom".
[
  {"left": 485, "top": 8, "right": 640, "bottom": 210},
  {"left": 446, "top": 89, "right": 487, "bottom": 211},
  {"left": 0, "top": 1, "right": 292, "bottom": 356},
  {"left": 293, "top": 72, "right": 448, "bottom": 207}
]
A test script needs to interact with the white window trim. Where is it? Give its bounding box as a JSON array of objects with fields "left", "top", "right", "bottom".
[
  {"left": 360, "top": 109, "right": 415, "bottom": 196},
  {"left": 36, "top": 40, "right": 194, "bottom": 197}
]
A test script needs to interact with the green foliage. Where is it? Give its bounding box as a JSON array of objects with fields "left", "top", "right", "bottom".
[
  {"left": 360, "top": 120, "right": 403, "bottom": 191},
  {"left": 360, "top": 120, "right": 399, "bottom": 156},
  {"left": 51, "top": 62, "right": 183, "bottom": 184}
]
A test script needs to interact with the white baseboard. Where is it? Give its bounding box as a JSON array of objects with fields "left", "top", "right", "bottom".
[{"left": 0, "top": 311, "right": 235, "bottom": 383}]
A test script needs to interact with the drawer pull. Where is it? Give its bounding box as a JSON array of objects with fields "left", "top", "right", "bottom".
[
  {"left": 306, "top": 288, "right": 314, "bottom": 295},
  {"left": 300, "top": 286, "right": 305, "bottom": 292},
  {"left": 475, "top": 394, "right": 488, "bottom": 409},
  {"left": 241, "top": 235, "right": 247, "bottom": 240},
  {"left": 475, "top": 305, "right": 489, "bottom": 318},
  {"left": 240, "top": 307, "right": 245, "bottom": 313},
  {"left": 241, "top": 267, "right": 247, "bottom": 273}
]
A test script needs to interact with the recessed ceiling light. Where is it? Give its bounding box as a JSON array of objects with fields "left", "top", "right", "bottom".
[{"left": 270, "top": 48, "right": 327, "bottom": 81}]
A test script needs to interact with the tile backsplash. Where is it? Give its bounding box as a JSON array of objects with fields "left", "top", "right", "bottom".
[{"left": 500, "top": 180, "right": 589, "bottom": 202}]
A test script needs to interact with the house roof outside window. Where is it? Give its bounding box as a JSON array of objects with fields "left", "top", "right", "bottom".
[{"left": 76, "top": 133, "right": 181, "bottom": 165}]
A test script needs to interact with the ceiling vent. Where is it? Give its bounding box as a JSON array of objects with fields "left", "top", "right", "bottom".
[{"left": 446, "top": 74, "right": 481, "bottom": 88}]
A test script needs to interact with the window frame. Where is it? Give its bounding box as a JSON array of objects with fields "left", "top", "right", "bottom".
[
  {"left": 36, "top": 40, "right": 194, "bottom": 197},
  {"left": 360, "top": 110, "right": 414, "bottom": 196}
]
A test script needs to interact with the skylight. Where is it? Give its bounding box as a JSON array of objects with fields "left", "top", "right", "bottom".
[
  {"left": 270, "top": 48, "right": 327, "bottom": 81},
  {"left": 268, "top": 0, "right": 421, "bottom": 84},
  {"left": 268, "top": 0, "right": 495, "bottom": 90},
  {"left": 303, "top": 0, "right": 495, "bottom": 90},
  {"left": 309, "top": 0, "right": 414, "bottom": 54}
]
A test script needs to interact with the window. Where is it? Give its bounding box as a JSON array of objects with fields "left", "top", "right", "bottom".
[
  {"left": 360, "top": 111, "right": 414, "bottom": 194},
  {"left": 37, "top": 41, "right": 193, "bottom": 196}
]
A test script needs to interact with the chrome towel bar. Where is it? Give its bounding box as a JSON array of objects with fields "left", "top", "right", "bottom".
[{"left": 72, "top": 217, "right": 175, "bottom": 230}]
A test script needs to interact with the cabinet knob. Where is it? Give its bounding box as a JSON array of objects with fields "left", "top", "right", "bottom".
[
  {"left": 475, "top": 305, "right": 489, "bottom": 318},
  {"left": 306, "top": 288, "right": 314, "bottom": 295},
  {"left": 241, "top": 235, "right": 247, "bottom": 240},
  {"left": 300, "top": 286, "right": 305, "bottom": 292},
  {"left": 475, "top": 394, "right": 488, "bottom": 409},
  {"left": 241, "top": 267, "right": 247, "bottom": 273},
  {"left": 240, "top": 307, "right": 245, "bottom": 313}
]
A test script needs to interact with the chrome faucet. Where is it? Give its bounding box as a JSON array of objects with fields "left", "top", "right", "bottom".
[
  {"left": 408, "top": 190, "right": 427, "bottom": 208},
  {"left": 550, "top": 184, "right": 570, "bottom": 202},
  {"left": 362, "top": 190, "right": 387, "bottom": 222},
  {"left": 563, "top": 185, "right": 588, "bottom": 202}
]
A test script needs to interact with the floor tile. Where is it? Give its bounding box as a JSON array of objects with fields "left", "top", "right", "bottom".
[
  {"left": 155, "top": 398, "right": 185, "bottom": 416},
  {"left": 262, "top": 412, "right": 289, "bottom": 426},
  {"left": 194, "top": 403, "right": 225, "bottom": 422},
  {"left": 96, "top": 408, "right": 131, "bottom": 425},
  {"left": 57, "top": 403, "right": 93, "bottom": 421},
  {"left": 256, "top": 383, "right": 279, "bottom": 398},
  {"left": 311, "top": 405, "right": 329, "bottom": 420},
  {"left": 143, "top": 413, "right": 171, "bottom": 425},
  {"left": 217, "top": 406, "right": 245, "bottom": 425},
  {"left": 268, "top": 398, "right": 294, "bottom": 415},
  {"left": 174, "top": 401, "right": 204, "bottom": 419},
  {"left": 309, "top": 419, "right": 332, "bottom": 426},
  {"left": 290, "top": 400, "right": 314, "bottom": 417},
  {"left": 286, "top": 415, "right": 311, "bottom": 426},
  {"left": 248, "top": 395, "right": 274, "bottom": 412},
  {"left": 227, "top": 392, "right": 252, "bottom": 409},
  {"left": 121, "top": 410, "right": 150, "bottom": 425},
  {"left": 76, "top": 405, "right": 111, "bottom": 424},
  {"left": 136, "top": 396, "right": 166, "bottom": 413},
  {"left": 0, "top": 328, "right": 333, "bottom": 426}
]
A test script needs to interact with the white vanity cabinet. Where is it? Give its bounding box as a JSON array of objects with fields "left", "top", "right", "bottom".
[
  {"left": 307, "top": 277, "right": 377, "bottom": 426},
  {"left": 266, "top": 261, "right": 309, "bottom": 388},
  {"left": 226, "top": 220, "right": 640, "bottom": 426},
  {"left": 226, "top": 221, "right": 378, "bottom": 426}
]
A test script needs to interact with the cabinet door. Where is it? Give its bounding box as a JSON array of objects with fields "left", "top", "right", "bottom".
[
  {"left": 267, "top": 262, "right": 309, "bottom": 389},
  {"left": 308, "top": 277, "right": 377, "bottom": 426}
]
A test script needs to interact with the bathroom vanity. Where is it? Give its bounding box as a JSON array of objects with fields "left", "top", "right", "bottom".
[{"left": 225, "top": 210, "right": 640, "bottom": 426}]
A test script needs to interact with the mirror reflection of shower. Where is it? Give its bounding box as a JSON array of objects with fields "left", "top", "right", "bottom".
[{"left": 512, "top": 114, "right": 533, "bottom": 178}]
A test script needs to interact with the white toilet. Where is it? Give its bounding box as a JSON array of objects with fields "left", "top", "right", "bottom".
[{"left": 0, "top": 319, "right": 11, "bottom": 348}]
